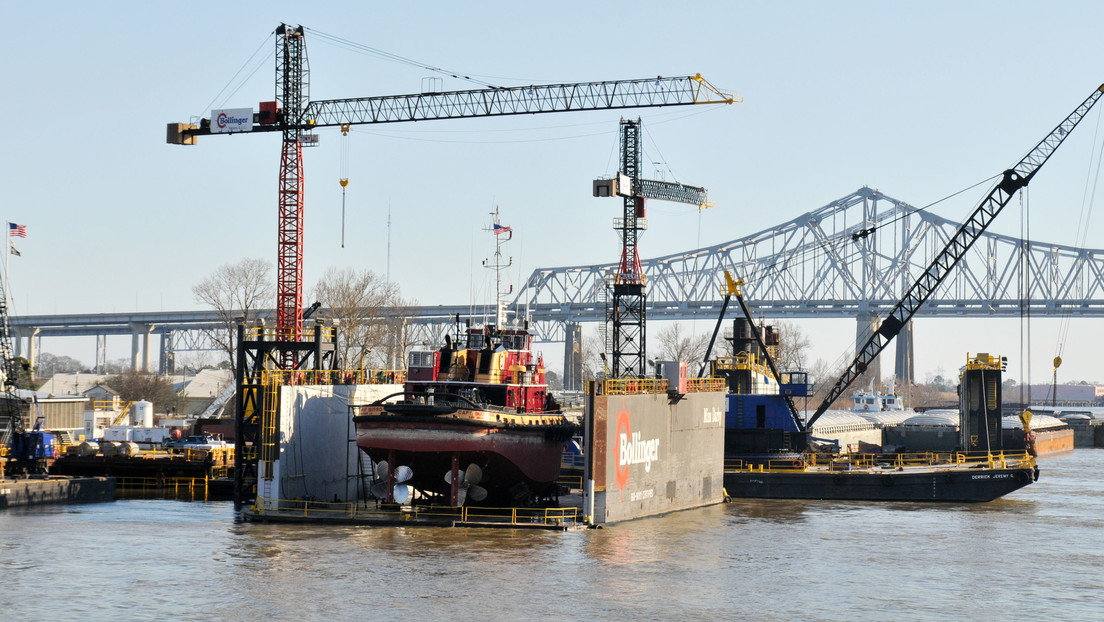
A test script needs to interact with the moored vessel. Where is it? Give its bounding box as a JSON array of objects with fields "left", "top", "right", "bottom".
[{"left": 353, "top": 321, "right": 576, "bottom": 506}]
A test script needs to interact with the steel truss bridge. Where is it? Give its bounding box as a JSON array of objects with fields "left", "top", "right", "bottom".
[{"left": 13, "top": 188, "right": 1104, "bottom": 376}]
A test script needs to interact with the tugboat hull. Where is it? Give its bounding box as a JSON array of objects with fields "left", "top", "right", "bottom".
[{"left": 354, "top": 413, "right": 573, "bottom": 504}]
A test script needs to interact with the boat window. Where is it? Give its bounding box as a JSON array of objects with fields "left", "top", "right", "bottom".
[{"left": 409, "top": 350, "right": 435, "bottom": 367}]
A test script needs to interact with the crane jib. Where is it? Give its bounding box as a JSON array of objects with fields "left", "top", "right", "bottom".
[{"left": 807, "top": 83, "right": 1104, "bottom": 426}]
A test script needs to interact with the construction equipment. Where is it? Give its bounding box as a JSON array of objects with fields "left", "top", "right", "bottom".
[
  {"left": 169, "top": 24, "right": 736, "bottom": 507},
  {"left": 807, "top": 84, "right": 1104, "bottom": 428},
  {"left": 168, "top": 23, "right": 738, "bottom": 368},
  {"left": 593, "top": 118, "right": 715, "bottom": 377},
  {"left": 700, "top": 271, "right": 803, "bottom": 428},
  {"left": 0, "top": 259, "right": 25, "bottom": 451}
]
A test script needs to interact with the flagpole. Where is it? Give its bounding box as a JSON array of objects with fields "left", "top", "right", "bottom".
[{"left": 5, "top": 222, "right": 9, "bottom": 309}]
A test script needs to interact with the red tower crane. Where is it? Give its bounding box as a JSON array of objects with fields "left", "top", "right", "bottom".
[{"left": 168, "top": 24, "right": 737, "bottom": 369}]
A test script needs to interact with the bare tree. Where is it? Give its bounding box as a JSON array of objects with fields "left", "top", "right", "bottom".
[
  {"left": 192, "top": 258, "right": 274, "bottom": 370},
  {"left": 774, "top": 320, "right": 812, "bottom": 371},
  {"left": 580, "top": 334, "right": 605, "bottom": 380},
  {"left": 311, "top": 267, "right": 406, "bottom": 369},
  {"left": 652, "top": 322, "right": 710, "bottom": 365}
]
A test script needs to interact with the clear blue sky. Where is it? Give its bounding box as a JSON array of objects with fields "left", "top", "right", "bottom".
[{"left": 4, "top": 1, "right": 1104, "bottom": 384}]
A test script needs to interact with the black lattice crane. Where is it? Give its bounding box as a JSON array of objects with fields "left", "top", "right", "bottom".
[
  {"left": 806, "top": 83, "right": 1104, "bottom": 428},
  {"left": 592, "top": 118, "right": 713, "bottom": 377}
]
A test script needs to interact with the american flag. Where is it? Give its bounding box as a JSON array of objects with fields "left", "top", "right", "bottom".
[
  {"left": 8, "top": 222, "right": 26, "bottom": 238},
  {"left": 493, "top": 223, "right": 512, "bottom": 235}
]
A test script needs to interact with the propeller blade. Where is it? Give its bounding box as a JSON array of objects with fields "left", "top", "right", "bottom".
[
  {"left": 464, "top": 463, "right": 483, "bottom": 486},
  {"left": 394, "top": 465, "right": 413, "bottom": 484},
  {"left": 456, "top": 486, "right": 468, "bottom": 507},
  {"left": 392, "top": 484, "right": 411, "bottom": 504},
  {"left": 370, "top": 482, "right": 387, "bottom": 499},
  {"left": 375, "top": 460, "right": 389, "bottom": 480},
  {"left": 468, "top": 484, "right": 488, "bottom": 503},
  {"left": 444, "top": 469, "right": 464, "bottom": 486}
]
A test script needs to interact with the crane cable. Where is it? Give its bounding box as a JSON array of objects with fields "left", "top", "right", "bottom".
[
  {"left": 339, "top": 124, "right": 351, "bottom": 248},
  {"left": 1055, "top": 107, "right": 1104, "bottom": 362}
]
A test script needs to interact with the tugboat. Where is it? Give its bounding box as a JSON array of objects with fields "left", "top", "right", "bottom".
[
  {"left": 352, "top": 320, "right": 576, "bottom": 507},
  {"left": 353, "top": 210, "right": 575, "bottom": 507}
]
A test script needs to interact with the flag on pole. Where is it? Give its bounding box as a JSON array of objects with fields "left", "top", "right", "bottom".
[
  {"left": 493, "top": 223, "right": 512, "bottom": 235},
  {"left": 8, "top": 222, "right": 26, "bottom": 238},
  {"left": 9, "top": 241, "right": 19, "bottom": 257}
]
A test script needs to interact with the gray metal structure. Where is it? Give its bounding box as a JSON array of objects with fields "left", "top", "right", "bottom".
[{"left": 12, "top": 187, "right": 1104, "bottom": 373}]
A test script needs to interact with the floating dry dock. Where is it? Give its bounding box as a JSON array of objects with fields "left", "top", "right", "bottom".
[
  {"left": 246, "top": 375, "right": 726, "bottom": 528},
  {"left": 244, "top": 496, "right": 587, "bottom": 530},
  {"left": 0, "top": 475, "right": 115, "bottom": 509}
]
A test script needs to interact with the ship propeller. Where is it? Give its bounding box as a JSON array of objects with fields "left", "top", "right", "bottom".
[
  {"left": 444, "top": 463, "right": 488, "bottom": 506},
  {"left": 372, "top": 460, "right": 414, "bottom": 503}
]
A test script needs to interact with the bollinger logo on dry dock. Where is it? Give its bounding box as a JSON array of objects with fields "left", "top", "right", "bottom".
[{"left": 613, "top": 399, "right": 661, "bottom": 498}]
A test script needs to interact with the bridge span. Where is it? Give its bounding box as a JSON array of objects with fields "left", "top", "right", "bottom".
[{"left": 13, "top": 188, "right": 1104, "bottom": 381}]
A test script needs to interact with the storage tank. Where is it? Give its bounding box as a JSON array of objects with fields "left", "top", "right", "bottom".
[
  {"left": 100, "top": 441, "right": 120, "bottom": 458},
  {"left": 131, "top": 401, "right": 154, "bottom": 428},
  {"left": 115, "top": 441, "right": 140, "bottom": 457},
  {"left": 77, "top": 440, "right": 101, "bottom": 457}
]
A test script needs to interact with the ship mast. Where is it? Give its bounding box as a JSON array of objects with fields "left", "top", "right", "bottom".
[{"left": 482, "top": 207, "right": 513, "bottom": 327}]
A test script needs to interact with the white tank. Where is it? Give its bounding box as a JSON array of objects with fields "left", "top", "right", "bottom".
[
  {"left": 115, "top": 441, "right": 140, "bottom": 457},
  {"left": 77, "top": 441, "right": 101, "bottom": 457},
  {"left": 131, "top": 401, "right": 154, "bottom": 428}
]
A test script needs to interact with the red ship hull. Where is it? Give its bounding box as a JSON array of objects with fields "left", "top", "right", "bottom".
[{"left": 353, "top": 410, "right": 573, "bottom": 505}]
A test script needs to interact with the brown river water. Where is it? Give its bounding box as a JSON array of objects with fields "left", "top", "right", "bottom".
[{"left": 2, "top": 450, "right": 1102, "bottom": 620}]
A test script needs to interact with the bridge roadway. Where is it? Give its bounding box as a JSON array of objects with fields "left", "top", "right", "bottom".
[{"left": 12, "top": 188, "right": 1104, "bottom": 377}]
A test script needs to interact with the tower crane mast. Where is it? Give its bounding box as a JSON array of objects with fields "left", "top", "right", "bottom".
[
  {"left": 807, "top": 84, "right": 1104, "bottom": 428},
  {"left": 592, "top": 118, "right": 713, "bottom": 377},
  {"left": 168, "top": 24, "right": 737, "bottom": 370}
]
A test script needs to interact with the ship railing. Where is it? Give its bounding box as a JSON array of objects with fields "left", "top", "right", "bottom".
[
  {"left": 724, "top": 450, "right": 1036, "bottom": 472},
  {"left": 259, "top": 368, "right": 407, "bottom": 386},
  {"left": 114, "top": 476, "right": 212, "bottom": 501},
  {"left": 686, "top": 377, "right": 726, "bottom": 393},
  {"left": 242, "top": 325, "right": 338, "bottom": 342},
  {"left": 598, "top": 378, "right": 668, "bottom": 395},
  {"left": 724, "top": 457, "right": 806, "bottom": 472},
  {"left": 250, "top": 498, "right": 582, "bottom": 527},
  {"left": 164, "top": 445, "right": 235, "bottom": 465}
]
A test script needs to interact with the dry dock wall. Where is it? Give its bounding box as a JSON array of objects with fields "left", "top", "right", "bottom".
[
  {"left": 587, "top": 389, "right": 725, "bottom": 524},
  {"left": 0, "top": 476, "right": 115, "bottom": 509},
  {"left": 260, "top": 384, "right": 400, "bottom": 509}
]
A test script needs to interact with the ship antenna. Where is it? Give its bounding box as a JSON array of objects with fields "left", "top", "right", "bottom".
[{"left": 482, "top": 206, "right": 513, "bottom": 328}]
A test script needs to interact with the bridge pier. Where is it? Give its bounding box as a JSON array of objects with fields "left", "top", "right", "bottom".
[
  {"left": 894, "top": 320, "right": 915, "bottom": 386},
  {"left": 130, "top": 323, "right": 155, "bottom": 372},
  {"left": 563, "top": 322, "right": 583, "bottom": 391},
  {"left": 856, "top": 312, "right": 882, "bottom": 384}
]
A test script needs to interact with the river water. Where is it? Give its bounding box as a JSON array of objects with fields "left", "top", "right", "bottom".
[{"left": 3, "top": 450, "right": 1102, "bottom": 621}]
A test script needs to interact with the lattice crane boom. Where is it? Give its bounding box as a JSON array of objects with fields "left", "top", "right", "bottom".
[
  {"left": 807, "top": 83, "right": 1104, "bottom": 427},
  {"left": 167, "top": 24, "right": 737, "bottom": 368}
]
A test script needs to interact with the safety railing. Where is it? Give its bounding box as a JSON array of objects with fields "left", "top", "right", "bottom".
[
  {"left": 114, "top": 476, "right": 212, "bottom": 501},
  {"left": 597, "top": 378, "right": 668, "bottom": 395},
  {"left": 250, "top": 497, "right": 581, "bottom": 527},
  {"left": 686, "top": 377, "right": 726, "bottom": 393},
  {"left": 259, "top": 368, "right": 407, "bottom": 386},
  {"left": 724, "top": 450, "right": 1037, "bottom": 472},
  {"left": 243, "top": 325, "right": 338, "bottom": 343}
]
